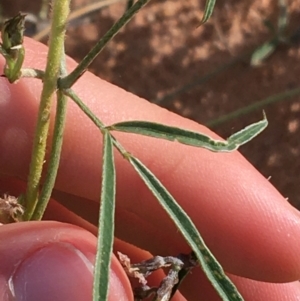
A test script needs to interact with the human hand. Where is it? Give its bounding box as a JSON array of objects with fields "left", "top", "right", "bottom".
[{"left": 1, "top": 38, "right": 300, "bottom": 301}]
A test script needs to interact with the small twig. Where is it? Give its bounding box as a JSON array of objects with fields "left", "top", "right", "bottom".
[
  {"left": 62, "top": 88, "right": 130, "bottom": 159},
  {"left": 118, "top": 252, "right": 197, "bottom": 301},
  {"left": 33, "top": 0, "right": 125, "bottom": 41},
  {"left": 62, "top": 88, "right": 105, "bottom": 129},
  {"left": 59, "top": 0, "right": 152, "bottom": 89}
]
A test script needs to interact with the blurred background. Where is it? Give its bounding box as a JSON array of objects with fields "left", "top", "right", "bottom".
[{"left": 1, "top": 0, "right": 300, "bottom": 208}]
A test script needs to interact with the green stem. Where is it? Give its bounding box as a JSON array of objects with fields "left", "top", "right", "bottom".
[
  {"left": 63, "top": 88, "right": 128, "bottom": 156},
  {"left": 24, "top": 0, "right": 70, "bottom": 220},
  {"left": 32, "top": 54, "right": 69, "bottom": 221},
  {"left": 63, "top": 88, "right": 105, "bottom": 129},
  {"left": 32, "top": 89, "right": 68, "bottom": 220},
  {"left": 206, "top": 86, "right": 300, "bottom": 128},
  {"left": 59, "top": 0, "right": 152, "bottom": 89}
]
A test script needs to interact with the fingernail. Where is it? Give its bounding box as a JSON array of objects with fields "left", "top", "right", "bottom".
[{"left": 9, "top": 242, "right": 94, "bottom": 301}]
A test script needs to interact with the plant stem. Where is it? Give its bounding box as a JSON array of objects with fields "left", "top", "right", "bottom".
[
  {"left": 63, "top": 88, "right": 128, "bottom": 156},
  {"left": 21, "top": 68, "right": 44, "bottom": 79},
  {"left": 24, "top": 0, "right": 70, "bottom": 220},
  {"left": 32, "top": 55, "right": 68, "bottom": 221},
  {"left": 206, "top": 86, "right": 300, "bottom": 127},
  {"left": 59, "top": 0, "right": 152, "bottom": 89},
  {"left": 33, "top": 0, "right": 124, "bottom": 41},
  {"left": 63, "top": 88, "right": 105, "bottom": 129},
  {"left": 32, "top": 90, "right": 68, "bottom": 220}
]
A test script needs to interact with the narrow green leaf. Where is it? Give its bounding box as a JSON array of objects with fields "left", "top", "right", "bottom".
[
  {"left": 128, "top": 156, "right": 244, "bottom": 301},
  {"left": 93, "top": 131, "right": 116, "bottom": 301},
  {"left": 199, "top": 0, "right": 216, "bottom": 25},
  {"left": 250, "top": 38, "right": 279, "bottom": 66},
  {"left": 227, "top": 112, "right": 267, "bottom": 145},
  {"left": 106, "top": 115, "right": 267, "bottom": 152}
]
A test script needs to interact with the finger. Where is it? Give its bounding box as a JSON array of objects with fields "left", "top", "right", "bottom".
[
  {"left": 177, "top": 267, "right": 300, "bottom": 301},
  {"left": 0, "top": 221, "right": 133, "bottom": 301},
  {"left": 1, "top": 38, "right": 300, "bottom": 282},
  {"left": 231, "top": 276, "right": 300, "bottom": 301}
]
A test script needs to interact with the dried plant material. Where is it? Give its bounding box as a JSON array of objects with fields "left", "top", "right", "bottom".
[
  {"left": 118, "top": 252, "right": 148, "bottom": 285},
  {"left": 134, "top": 285, "right": 157, "bottom": 301},
  {"left": 0, "top": 194, "right": 24, "bottom": 224},
  {"left": 118, "top": 252, "right": 198, "bottom": 301}
]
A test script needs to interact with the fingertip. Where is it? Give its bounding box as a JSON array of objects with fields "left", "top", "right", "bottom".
[
  {"left": 230, "top": 274, "right": 300, "bottom": 301},
  {"left": 0, "top": 221, "right": 133, "bottom": 301},
  {"left": 109, "top": 256, "right": 134, "bottom": 301}
]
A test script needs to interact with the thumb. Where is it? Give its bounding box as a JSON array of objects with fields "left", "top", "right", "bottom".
[{"left": 0, "top": 221, "right": 132, "bottom": 301}]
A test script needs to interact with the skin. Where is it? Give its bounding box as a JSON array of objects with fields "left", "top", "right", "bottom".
[{"left": 0, "top": 38, "right": 300, "bottom": 300}]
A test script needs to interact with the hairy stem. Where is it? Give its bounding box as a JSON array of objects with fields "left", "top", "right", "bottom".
[
  {"left": 63, "top": 88, "right": 128, "bottom": 156},
  {"left": 32, "top": 55, "right": 68, "bottom": 221},
  {"left": 63, "top": 88, "right": 105, "bottom": 129},
  {"left": 24, "top": 0, "right": 70, "bottom": 220},
  {"left": 59, "top": 0, "right": 152, "bottom": 88}
]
